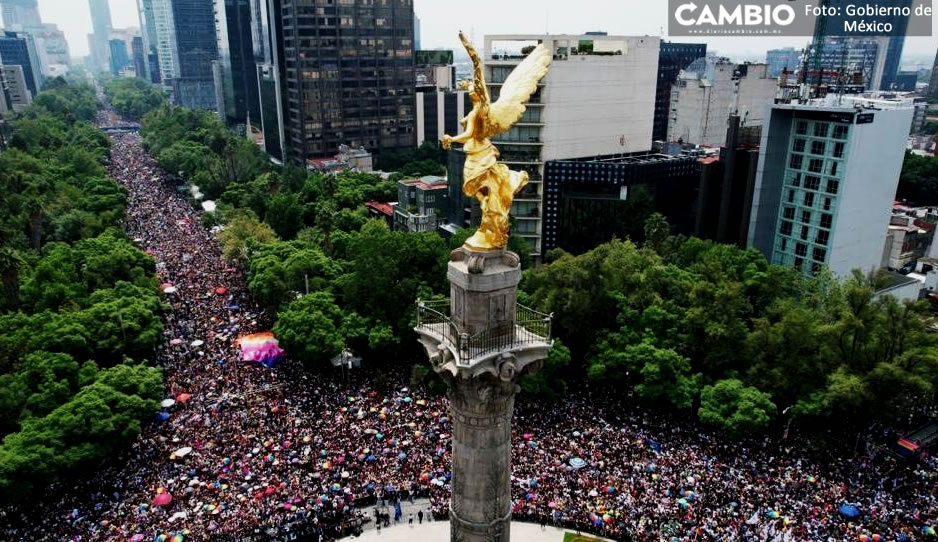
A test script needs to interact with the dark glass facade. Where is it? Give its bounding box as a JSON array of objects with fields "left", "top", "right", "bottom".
[
  {"left": 653, "top": 42, "right": 706, "bottom": 142},
  {"left": 543, "top": 153, "right": 700, "bottom": 254},
  {"left": 821, "top": 0, "right": 910, "bottom": 90},
  {"left": 280, "top": 0, "right": 415, "bottom": 164},
  {"left": 109, "top": 39, "right": 130, "bottom": 75},
  {"left": 136, "top": 0, "right": 161, "bottom": 83},
  {"left": 0, "top": 31, "right": 37, "bottom": 95},
  {"left": 216, "top": 0, "right": 260, "bottom": 127},
  {"left": 252, "top": 0, "right": 285, "bottom": 161},
  {"left": 132, "top": 36, "right": 147, "bottom": 80},
  {"left": 170, "top": 0, "right": 218, "bottom": 110}
]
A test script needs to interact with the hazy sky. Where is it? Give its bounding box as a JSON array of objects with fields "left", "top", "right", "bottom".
[{"left": 34, "top": 0, "right": 938, "bottom": 66}]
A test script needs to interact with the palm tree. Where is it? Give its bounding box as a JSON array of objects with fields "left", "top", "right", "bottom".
[{"left": 0, "top": 247, "right": 25, "bottom": 309}]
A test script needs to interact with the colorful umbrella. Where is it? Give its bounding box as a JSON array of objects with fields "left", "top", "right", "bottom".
[
  {"left": 152, "top": 492, "right": 172, "bottom": 507},
  {"left": 214, "top": 287, "right": 228, "bottom": 295}
]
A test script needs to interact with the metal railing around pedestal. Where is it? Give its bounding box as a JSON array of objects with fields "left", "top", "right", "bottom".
[{"left": 416, "top": 299, "right": 552, "bottom": 366}]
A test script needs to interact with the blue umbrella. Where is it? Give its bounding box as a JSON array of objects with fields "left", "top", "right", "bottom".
[
  {"left": 155, "top": 412, "right": 170, "bottom": 422},
  {"left": 398, "top": 452, "right": 407, "bottom": 460},
  {"left": 838, "top": 504, "right": 861, "bottom": 518}
]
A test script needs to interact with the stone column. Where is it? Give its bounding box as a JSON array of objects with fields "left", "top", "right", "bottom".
[
  {"left": 415, "top": 248, "right": 550, "bottom": 542},
  {"left": 445, "top": 364, "right": 519, "bottom": 542}
]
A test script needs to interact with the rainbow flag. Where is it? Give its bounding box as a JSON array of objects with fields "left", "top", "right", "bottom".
[
  {"left": 237, "top": 332, "right": 285, "bottom": 368},
  {"left": 896, "top": 438, "right": 919, "bottom": 456}
]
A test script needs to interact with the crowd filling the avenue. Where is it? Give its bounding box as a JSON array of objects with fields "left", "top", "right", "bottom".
[{"left": 0, "top": 109, "right": 937, "bottom": 542}]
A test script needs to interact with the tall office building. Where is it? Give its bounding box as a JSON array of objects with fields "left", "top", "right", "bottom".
[
  {"left": 88, "top": 0, "right": 113, "bottom": 72},
  {"left": 766, "top": 47, "right": 802, "bottom": 78},
  {"left": 415, "top": 49, "right": 467, "bottom": 148},
  {"left": 747, "top": 97, "right": 914, "bottom": 277},
  {"left": 0, "top": 30, "right": 42, "bottom": 95},
  {"left": 453, "top": 34, "right": 660, "bottom": 257},
  {"left": 653, "top": 41, "right": 706, "bottom": 142},
  {"left": 148, "top": 0, "right": 177, "bottom": 86},
  {"left": 214, "top": 0, "right": 259, "bottom": 128},
  {"left": 0, "top": 64, "right": 31, "bottom": 111},
  {"left": 414, "top": 14, "right": 420, "bottom": 51},
  {"left": 819, "top": 0, "right": 910, "bottom": 90},
  {"left": 108, "top": 38, "right": 129, "bottom": 75},
  {"left": 280, "top": 0, "right": 415, "bottom": 164},
  {"left": 250, "top": 0, "right": 285, "bottom": 161},
  {"left": 669, "top": 59, "right": 776, "bottom": 146},
  {"left": 136, "top": 0, "right": 160, "bottom": 83},
  {"left": 131, "top": 35, "right": 146, "bottom": 79},
  {"left": 0, "top": 0, "right": 40, "bottom": 28},
  {"left": 928, "top": 49, "right": 938, "bottom": 99},
  {"left": 167, "top": 0, "right": 218, "bottom": 110}
]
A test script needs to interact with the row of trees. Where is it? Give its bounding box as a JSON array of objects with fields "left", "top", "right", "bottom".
[
  {"left": 103, "top": 77, "right": 166, "bottom": 120},
  {"left": 896, "top": 150, "right": 938, "bottom": 205},
  {"left": 140, "top": 98, "right": 937, "bottom": 439},
  {"left": 0, "top": 81, "right": 164, "bottom": 498},
  {"left": 522, "top": 220, "right": 938, "bottom": 435}
]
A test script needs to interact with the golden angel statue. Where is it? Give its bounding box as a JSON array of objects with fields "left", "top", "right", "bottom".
[{"left": 441, "top": 32, "right": 551, "bottom": 251}]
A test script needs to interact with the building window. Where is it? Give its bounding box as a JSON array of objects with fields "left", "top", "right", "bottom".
[
  {"left": 783, "top": 206, "right": 795, "bottom": 219},
  {"left": 796, "top": 121, "right": 808, "bottom": 135},
  {"left": 820, "top": 213, "right": 832, "bottom": 229},
  {"left": 795, "top": 242, "right": 807, "bottom": 257},
  {"left": 780, "top": 220, "right": 793, "bottom": 236},
  {"left": 833, "top": 142, "right": 845, "bottom": 158},
  {"left": 816, "top": 230, "right": 829, "bottom": 245},
  {"left": 823, "top": 197, "right": 831, "bottom": 211},
  {"left": 826, "top": 179, "right": 839, "bottom": 194},
  {"left": 801, "top": 210, "right": 812, "bottom": 224},
  {"left": 800, "top": 225, "right": 809, "bottom": 240},
  {"left": 813, "top": 122, "right": 829, "bottom": 138},
  {"left": 794, "top": 257, "right": 804, "bottom": 271},
  {"left": 787, "top": 189, "right": 795, "bottom": 203},
  {"left": 804, "top": 192, "right": 814, "bottom": 207},
  {"left": 793, "top": 138, "right": 806, "bottom": 152},
  {"left": 813, "top": 247, "right": 827, "bottom": 262},
  {"left": 781, "top": 238, "right": 788, "bottom": 251},
  {"left": 789, "top": 172, "right": 802, "bottom": 187},
  {"left": 808, "top": 159, "right": 823, "bottom": 173},
  {"left": 829, "top": 162, "right": 838, "bottom": 176},
  {"left": 805, "top": 175, "right": 821, "bottom": 190},
  {"left": 810, "top": 140, "right": 826, "bottom": 155},
  {"left": 789, "top": 154, "right": 803, "bottom": 170},
  {"left": 833, "top": 124, "right": 849, "bottom": 140}
]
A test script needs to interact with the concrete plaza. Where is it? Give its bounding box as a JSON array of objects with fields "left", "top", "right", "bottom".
[{"left": 352, "top": 521, "right": 609, "bottom": 541}]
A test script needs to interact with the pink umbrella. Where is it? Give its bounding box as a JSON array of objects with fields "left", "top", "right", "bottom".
[
  {"left": 170, "top": 339, "right": 183, "bottom": 345},
  {"left": 215, "top": 287, "right": 228, "bottom": 295},
  {"left": 152, "top": 492, "right": 172, "bottom": 507}
]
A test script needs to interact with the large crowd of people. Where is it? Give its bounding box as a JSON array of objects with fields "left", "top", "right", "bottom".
[{"left": 0, "top": 109, "right": 936, "bottom": 542}]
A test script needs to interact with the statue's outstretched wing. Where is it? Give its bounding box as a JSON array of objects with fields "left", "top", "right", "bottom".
[{"left": 484, "top": 44, "right": 551, "bottom": 138}]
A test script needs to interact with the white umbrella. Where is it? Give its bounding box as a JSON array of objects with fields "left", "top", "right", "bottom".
[
  {"left": 191, "top": 340, "right": 204, "bottom": 347},
  {"left": 170, "top": 512, "right": 188, "bottom": 522},
  {"left": 162, "top": 287, "right": 178, "bottom": 294},
  {"left": 174, "top": 447, "right": 193, "bottom": 457},
  {"left": 161, "top": 399, "right": 176, "bottom": 408}
]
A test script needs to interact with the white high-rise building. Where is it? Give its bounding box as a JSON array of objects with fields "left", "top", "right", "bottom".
[
  {"left": 468, "top": 33, "right": 659, "bottom": 257},
  {"left": 747, "top": 96, "right": 914, "bottom": 277},
  {"left": 668, "top": 58, "right": 777, "bottom": 146}
]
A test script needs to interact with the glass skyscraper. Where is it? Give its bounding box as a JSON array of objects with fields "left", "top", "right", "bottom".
[
  {"left": 169, "top": 0, "right": 217, "bottom": 110},
  {"left": 215, "top": 0, "right": 260, "bottom": 128},
  {"left": 280, "top": 0, "right": 415, "bottom": 164}
]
